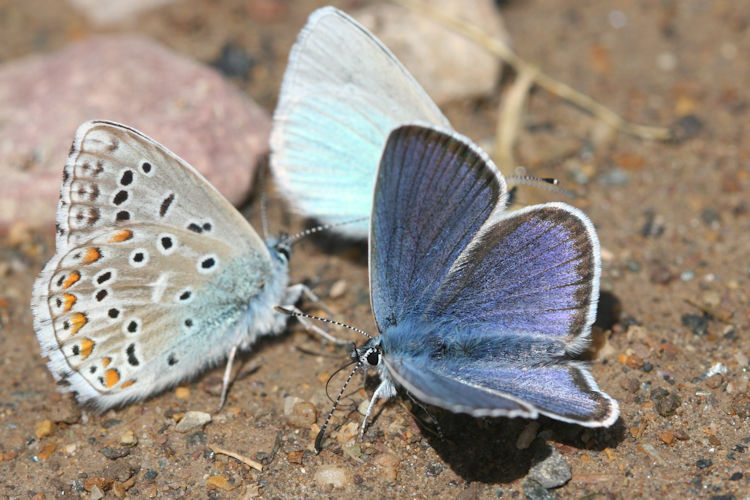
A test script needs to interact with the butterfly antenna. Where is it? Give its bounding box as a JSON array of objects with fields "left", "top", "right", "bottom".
[
  {"left": 325, "top": 355, "right": 358, "bottom": 403},
  {"left": 275, "top": 306, "right": 374, "bottom": 340},
  {"left": 505, "top": 174, "right": 578, "bottom": 198},
  {"left": 315, "top": 361, "right": 361, "bottom": 453},
  {"left": 258, "top": 160, "right": 270, "bottom": 240},
  {"left": 285, "top": 217, "right": 368, "bottom": 246}
]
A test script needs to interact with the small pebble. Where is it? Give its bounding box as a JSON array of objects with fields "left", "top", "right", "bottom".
[
  {"left": 206, "top": 475, "right": 234, "bottom": 491},
  {"left": 175, "top": 411, "right": 211, "bottom": 432},
  {"left": 620, "top": 377, "right": 640, "bottom": 393},
  {"left": 670, "top": 115, "right": 703, "bottom": 142},
  {"left": 522, "top": 479, "right": 556, "bottom": 500},
  {"left": 374, "top": 453, "right": 400, "bottom": 482},
  {"left": 99, "top": 447, "right": 130, "bottom": 460},
  {"left": 729, "top": 472, "right": 743, "bottom": 481},
  {"left": 334, "top": 421, "right": 359, "bottom": 443},
  {"left": 329, "top": 280, "right": 348, "bottom": 299},
  {"left": 696, "top": 458, "right": 712, "bottom": 469},
  {"left": 680, "top": 270, "right": 696, "bottom": 281},
  {"left": 175, "top": 387, "right": 190, "bottom": 399},
  {"left": 35, "top": 419, "right": 55, "bottom": 439},
  {"left": 730, "top": 392, "right": 750, "bottom": 418},
  {"left": 425, "top": 462, "right": 443, "bottom": 477},
  {"left": 640, "top": 443, "right": 666, "bottom": 466},
  {"left": 681, "top": 314, "right": 708, "bottom": 335},
  {"left": 288, "top": 402, "right": 317, "bottom": 428},
  {"left": 674, "top": 429, "right": 690, "bottom": 440},
  {"left": 287, "top": 450, "right": 304, "bottom": 464},
  {"left": 651, "top": 389, "right": 681, "bottom": 417},
  {"left": 649, "top": 265, "right": 673, "bottom": 285},
  {"left": 211, "top": 42, "right": 255, "bottom": 79},
  {"left": 37, "top": 441, "right": 56, "bottom": 461},
  {"left": 89, "top": 486, "right": 105, "bottom": 500},
  {"left": 516, "top": 421, "right": 540, "bottom": 450},
  {"left": 708, "top": 434, "right": 721, "bottom": 446},
  {"left": 705, "top": 374, "right": 724, "bottom": 389},
  {"left": 120, "top": 430, "right": 137, "bottom": 447},
  {"left": 283, "top": 396, "right": 304, "bottom": 415},
  {"left": 83, "top": 477, "right": 113, "bottom": 492},
  {"left": 314, "top": 465, "right": 353, "bottom": 488},
  {"left": 528, "top": 448, "right": 571, "bottom": 488},
  {"left": 659, "top": 431, "right": 675, "bottom": 446}
]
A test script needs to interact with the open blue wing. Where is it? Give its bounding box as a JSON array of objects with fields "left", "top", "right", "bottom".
[
  {"left": 270, "top": 7, "right": 449, "bottom": 239},
  {"left": 370, "top": 125, "right": 507, "bottom": 331},
  {"left": 371, "top": 124, "right": 617, "bottom": 425},
  {"left": 425, "top": 203, "right": 600, "bottom": 349}
]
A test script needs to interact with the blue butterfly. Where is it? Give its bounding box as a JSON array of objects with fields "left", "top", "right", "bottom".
[
  {"left": 270, "top": 6, "right": 449, "bottom": 239},
  {"left": 350, "top": 123, "right": 619, "bottom": 436}
]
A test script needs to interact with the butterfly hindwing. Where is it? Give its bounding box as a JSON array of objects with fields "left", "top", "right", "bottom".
[{"left": 426, "top": 203, "right": 600, "bottom": 349}]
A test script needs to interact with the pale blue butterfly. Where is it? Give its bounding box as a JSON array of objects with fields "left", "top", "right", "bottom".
[
  {"left": 30, "top": 120, "right": 325, "bottom": 411},
  {"left": 270, "top": 6, "right": 449, "bottom": 239}
]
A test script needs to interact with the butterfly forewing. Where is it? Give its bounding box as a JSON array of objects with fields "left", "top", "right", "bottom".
[
  {"left": 271, "top": 6, "right": 450, "bottom": 238},
  {"left": 369, "top": 125, "right": 506, "bottom": 332}
]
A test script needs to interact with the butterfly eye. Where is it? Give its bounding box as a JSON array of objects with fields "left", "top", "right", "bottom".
[
  {"left": 277, "top": 245, "right": 291, "bottom": 262},
  {"left": 365, "top": 349, "right": 380, "bottom": 367}
]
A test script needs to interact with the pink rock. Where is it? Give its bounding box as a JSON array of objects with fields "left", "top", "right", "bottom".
[{"left": 0, "top": 35, "right": 270, "bottom": 234}]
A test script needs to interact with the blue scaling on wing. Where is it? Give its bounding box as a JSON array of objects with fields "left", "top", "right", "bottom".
[
  {"left": 425, "top": 203, "right": 600, "bottom": 345},
  {"left": 370, "top": 125, "right": 507, "bottom": 331},
  {"left": 367, "top": 123, "right": 618, "bottom": 428}
]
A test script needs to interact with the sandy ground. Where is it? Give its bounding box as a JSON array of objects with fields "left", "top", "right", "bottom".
[{"left": 1, "top": 0, "right": 748, "bottom": 498}]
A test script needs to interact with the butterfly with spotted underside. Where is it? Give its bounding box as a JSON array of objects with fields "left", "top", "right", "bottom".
[{"left": 31, "top": 120, "right": 328, "bottom": 411}]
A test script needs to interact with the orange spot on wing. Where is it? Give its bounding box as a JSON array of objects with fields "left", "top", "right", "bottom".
[
  {"left": 80, "top": 338, "right": 94, "bottom": 359},
  {"left": 82, "top": 247, "right": 100, "bottom": 264},
  {"left": 70, "top": 313, "right": 87, "bottom": 334},
  {"left": 101, "top": 357, "right": 111, "bottom": 367},
  {"left": 104, "top": 368, "right": 120, "bottom": 388},
  {"left": 121, "top": 380, "right": 135, "bottom": 389},
  {"left": 62, "top": 293, "right": 77, "bottom": 312},
  {"left": 109, "top": 229, "right": 133, "bottom": 242},
  {"left": 62, "top": 271, "right": 80, "bottom": 289}
]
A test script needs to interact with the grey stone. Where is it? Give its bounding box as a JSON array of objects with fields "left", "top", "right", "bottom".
[{"left": 528, "top": 447, "right": 571, "bottom": 489}]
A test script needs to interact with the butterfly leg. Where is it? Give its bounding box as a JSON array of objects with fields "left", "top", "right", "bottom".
[
  {"left": 405, "top": 392, "right": 444, "bottom": 439},
  {"left": 286, "top": 283, "right": 334, "bottom": 316},
  {"left": 217, "top": 344, "right": 238, "bottom": 412},
  {"left": 361, "top": 378, "right": 397, "bottom": 438}
]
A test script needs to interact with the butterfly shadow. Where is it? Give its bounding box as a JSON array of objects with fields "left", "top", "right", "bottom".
[{"left": 404, "top": 403, "right": 626, "bottom": 484}]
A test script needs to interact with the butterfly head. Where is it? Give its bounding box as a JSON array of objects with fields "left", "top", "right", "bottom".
[
  {"left": 267, "top": 233, "right": 293, "bottom": 263},
  {"left": 353, "top": 338, "right": 382, "bottom": 370}
]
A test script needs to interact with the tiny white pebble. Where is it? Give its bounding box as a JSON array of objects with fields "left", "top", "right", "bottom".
[
  {"left": 608, "top": 10, "right": 627, "bottom": 29},
  {"left": 656, "top": 52, "right": 677, "bottom": 71},
  {"left": 329, "top": 280, "right": 347, "bottom": 299}
]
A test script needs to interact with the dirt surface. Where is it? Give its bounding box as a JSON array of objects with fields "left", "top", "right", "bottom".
[{"left": 1, "top": 0, "right": 749, "bottom": 498}]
